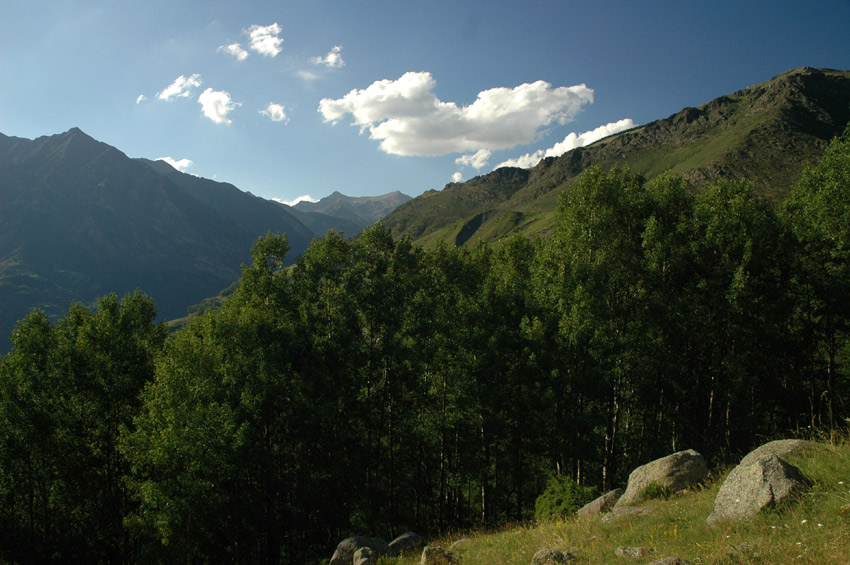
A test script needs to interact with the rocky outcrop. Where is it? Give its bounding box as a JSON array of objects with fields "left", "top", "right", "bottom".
[
  {"left": 707, "top": 451, "right": 809, "bottom": 526},
  {"left": 330, "top": 537, "right": 392, "bottom": 565},
  {"left": 737, "top": 439, "right": 819, "bottom": 466},
  {"left": 576, "top": 488, "right": 623, "bottom": 519},
  {"left": 616, "top": 450, "right": 708, "bottom": 507}
]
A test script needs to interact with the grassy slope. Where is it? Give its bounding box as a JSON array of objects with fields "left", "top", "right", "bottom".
[
  {"left": 383, "top": 68, "right": 850, "bottom": 248},
  {"left": 385, "top": 438, "right": 850, "bottom": 564}
]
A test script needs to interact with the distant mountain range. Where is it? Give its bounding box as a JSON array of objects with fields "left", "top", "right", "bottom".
[
  {"left": 0, "top": 128, "right": 408, "bottom": 348},
  {"left": 284, "top": 190, "right": 412, "bottom": 237},
  {"left": 383, "top": 67, "right": 850, "bottom": 246}
]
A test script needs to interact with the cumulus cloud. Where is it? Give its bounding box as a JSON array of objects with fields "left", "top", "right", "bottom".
[
  {"left": 455, "top": 148, "right": 492, "bottom": 170},
  {"left": 311, "top": 45, "right": 345, "bottom": 68},
  {"left": 248, "top": 23, "right": 283, "bottom": 57},
  {"left": 260, "top": 103, "right": 288, "bottom": 123},
  {"left": 136, "top": 94, "right": 147, "bottom": 104},
  {"left": 218, "top": 42, "right": 249, "bottom": 61},
  {"left": 157, "top": 74, "right": 202, "bottom": 101},
  {"left": 157, "top": 156, "right": 193, "bottom": 172},
  {"left": 198, "top": 88, "right": 240, "bottom": 124},
  {"left": 496, "top": 118, "right": 636, "bottom": 169},
  {"left": 273, "top": 195, "right": 318, "bottom": 206},
  {"left": 318, "top": 71, "right": 594, "bottom": 156},
  {"left": 451, "top": 172, "right": 464, "bottom": 183}
]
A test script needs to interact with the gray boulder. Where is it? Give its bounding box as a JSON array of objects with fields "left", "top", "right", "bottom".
[
  {"left": 738, "top": 439, "right": 819, "bottom": 466},
  {"left": 601, "top": 505, "right": 652, "bottom": 522},
  {"left": 330, "top": 536, "right": 392, "bottom": 565},
  {"left": 616, "top": 449, "right": 708, "bottom": 507},
  {"left": 531, "top": 548, "right": 575, "bottom": 563},
  {"left": 648, "top": 558, "right": 691, "bottom": 565},
  {"left": 576, "top": 488, "right": 623, "bottom": 519},
  {"left": 390, "top": 531, "right": 424, "bottom": 555},
  {"left": 448, "top": 538, "right": 473, "bottom": 552},
  {"left": 707, "top": 453, "right": 809, "bottom": 526},
  {"left": 421, "top": 545, "right": 460, "bottom": 564},
  {"left": 353, "top": 546, "right": 377, "bottom": 565}
]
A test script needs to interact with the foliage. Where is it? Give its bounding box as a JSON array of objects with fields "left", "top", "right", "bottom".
[{"left": 533, "top": 474, "right": 599, "bottom": 520}]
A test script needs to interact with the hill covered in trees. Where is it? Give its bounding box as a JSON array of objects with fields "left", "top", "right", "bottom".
[{"left": 1, "top": 124, "right": 848, "bottom": 562}]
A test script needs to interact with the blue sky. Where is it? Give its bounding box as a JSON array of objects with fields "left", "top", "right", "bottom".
[{"left": 1, "top": 1, "right": 848, "bottom": 205}]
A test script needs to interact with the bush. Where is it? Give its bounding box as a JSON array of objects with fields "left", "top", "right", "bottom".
[{"left": 534, "top": 475, "right": 599, "bottom": 520}]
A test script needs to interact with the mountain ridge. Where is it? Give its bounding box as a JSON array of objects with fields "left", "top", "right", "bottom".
[{"left": 383, "top": 67, "right": 850, "bottom": 246}]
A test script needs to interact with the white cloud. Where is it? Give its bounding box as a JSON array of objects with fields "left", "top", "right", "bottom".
[
  {"left": 157, "top": 156, "right": 193, "bottom": 172},
  {"left": 157, "top": 74, "right": 202, "bottom": 101},
  {"left": 297, "top": 69, "right": 320, "bottom": 82},
  {"left": 311, "top": 45, "right": 345, "bottom": 68},
  {"left": 248, "top": 23, "right": 283, "bottom": 57},
  {"left": 136, "top": 94, "right": 147, "bottom": 104},
  {"left": 496, "top": 118, "right": 636, "bottom": 169},
  {"left": 198, "top": 88, "right": 240, "bottom": 124},
  {"left": 260, "top": 103, "right": 288, "bottom": 123},
  {"left": 218, "top": 42, "right": 249, "bottom": 61},
  {"left": 273, "top": 195, "right": 318, "bottom": 206},
  {"left": 318, "top": 71, "right": 594, "bottom": 156},
  {"left": 455, "top": 148, "right": 492, "bottom": 170},
  {"left": 451, "top": 172, "right": 464, "bottom": 183}
]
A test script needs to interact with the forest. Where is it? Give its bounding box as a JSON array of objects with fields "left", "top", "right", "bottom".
[{"left": 1, "top": 128, "right": 848, "bottom": 563}]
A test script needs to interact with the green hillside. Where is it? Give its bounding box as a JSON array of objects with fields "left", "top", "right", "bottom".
[{"left": 383, "top": 67, "right": 850, "bottom": 246}]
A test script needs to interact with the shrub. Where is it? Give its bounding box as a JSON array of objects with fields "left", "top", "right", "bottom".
[{"left": 534, "top": 475, "right": 599, "bottom": 520}]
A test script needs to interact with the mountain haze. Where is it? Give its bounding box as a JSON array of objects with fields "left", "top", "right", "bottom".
[
  {"left": 383, "top": 67, "right": 850, "bottom": 246},
  {"left": 284, "top": 190, "right": 412, "bottom": 237}
]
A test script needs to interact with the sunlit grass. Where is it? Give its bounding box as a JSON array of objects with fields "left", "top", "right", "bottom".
[{"left": 385, "top": 439, "right": 850, "bottom": 564}]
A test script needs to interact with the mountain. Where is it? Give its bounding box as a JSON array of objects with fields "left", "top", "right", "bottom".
[
  {"left": 283, "top": 190, "right": 412, "bottom": 236},
  {"left": 383, "top": 67, "right": 850, "bottom": 246},
  {"left": 0, "top": 128, "right": 314, "bottom": 348}
]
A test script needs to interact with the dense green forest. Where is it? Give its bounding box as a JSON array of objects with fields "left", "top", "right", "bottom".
[{"left": 1, "top": 128, "right": 849, "bottom": 563}]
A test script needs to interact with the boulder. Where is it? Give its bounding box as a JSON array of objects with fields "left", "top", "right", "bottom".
[
  {"left": 648, "top": 558, "right": 691, "bottom": 565},
  {"left": 616, "top": 449, "right": 708, "bottom": 507},
  {"left": 707, "top": 453, "right": 809, "bottom": 526},
  {"left": 576, "top": 488, "right": 623, "bottom": 519},
  {"left": 449, "top": 538, "right": 473, "bottom": 552},
  {"left": 390, "top": 531, "right": 424, "bottom": 555},
  {"left": 354, "top": 546, "right": 377, "bottom": 565},
  {"left": 738, "top": 439, "right": 819, "bottom": 467},
  {"left": 421, "top": 545, "right": 460, "bottom": 565},
  {"left": 531, "top": 548, "right": 575, "bottom": 563},
  {"left": 601, "top": 505, "right": 652, "bottom": 522},
  {"left": 330, "top": 536, "right": 392, "bottom": 565}
]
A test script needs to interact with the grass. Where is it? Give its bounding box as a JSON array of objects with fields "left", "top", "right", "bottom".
[{"left": 381, "top": 439, "right": 850, "bottom": 564}]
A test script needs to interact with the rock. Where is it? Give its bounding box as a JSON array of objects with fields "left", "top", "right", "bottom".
[
  {"left": 601, "top": 505, "right": 652, "bottom": 522},
  {"left": 648, "top": 558, "right": 691, "bottom": 565},
  {"left": 615, "top": 545, "right": 652, "bottom": 558},
  {"left": 449, "top": 538, "right": 473, "bottom": 552},
  {"left": 576, "top": 488, "right": 623, "bottom": 519},
  {"left": 616, "top": 449, "right": 708, "bottom": 507},
  {"left": 354, "top": 546, "right": 377, "bottom": 565},
  {"left": 738, "top": 439, "right": 819, "bottom": 467},
  {"left": 330, "top": 536, "right": 392, "bottom": 565},
  {"left": 531, "top": 548, "right": 575, "bottom": 563},
  {"left": 390, "top": 531, "right": 424, "bottom": 555},
  {"left": 707, "top": 453, "right": 809, "bottom": 526},
  {"left": 421, "top": 545, "right": 460, "bottom": 564}
]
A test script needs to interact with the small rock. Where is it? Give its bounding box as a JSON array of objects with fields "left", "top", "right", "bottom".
[
  {"left": 615, "top": 545, "right": 652, "bottom": 558},
  {"left": 421, "top": 545, "right": 460, "bottom": 565},
  {"left": 576, "top": 488, "right": 623, "bottom": 519},
  {"left": 601, "top": 505, "right": 652, "bottom": 522},
  {"left": 531, "top": 548, "right": 575, "bottom": 564}
]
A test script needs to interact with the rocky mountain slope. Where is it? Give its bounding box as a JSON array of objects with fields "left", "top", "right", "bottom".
[
  {"left": 283, "top": 190, "right": 412, "bottom": 237},
  {"left": 383, "top": 67, "right": 850, "bottom": 246}
]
